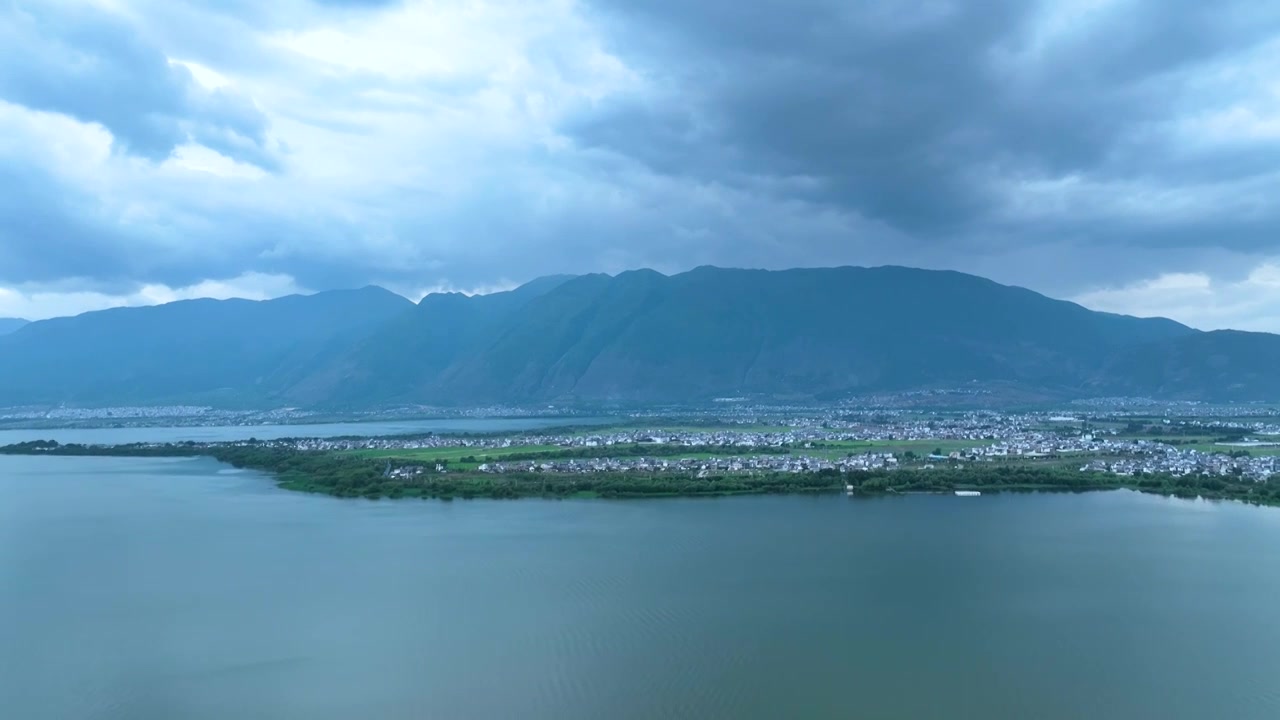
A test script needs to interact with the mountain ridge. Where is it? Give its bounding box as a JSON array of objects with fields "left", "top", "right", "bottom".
[
  {"left": 413, "top": 265, "right": 1200, "bottom": 404},
  {"left": 0, "top": 318, "right": 27, "bottom": 336},
  {"left": 1, "top": 266, "right": 1275, "bottom": 407},
  {"left": 0, "top": 287, "right": 413, "bottom": 407}
]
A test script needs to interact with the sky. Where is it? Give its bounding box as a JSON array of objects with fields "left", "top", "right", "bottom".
[{"left": 2, "top": 0, "right": 1280, "bottom": 330}]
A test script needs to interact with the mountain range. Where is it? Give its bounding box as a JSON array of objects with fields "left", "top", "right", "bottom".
[
  {"left": 0, "top": 318, "right": 27, "bottom": 336},
  {"left": 0, "top": 266, "right": 1276, "bottom": 408}
]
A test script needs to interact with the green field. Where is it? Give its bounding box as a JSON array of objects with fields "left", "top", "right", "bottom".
[
  {"left": 1107, "top": 435, "right": 1280, "bottom": 457},
  {"left": 1185, "top": 443, "right": 1280, "bottom": 456},
  {"left": 799, "top": 438, "right": 986, "bottom": 459},
  {"left": 1110, "top": 434, "right": 1217, "bottom": 444},
  {"left": 298, "top": 431, "right": 1280, "bottom": 477},
  {"left": 348, "top": 444, "right": 563, "bottom": 464},
  {"left": 349, "top": 437, "right": 996, "bottom": 466},
  {"left": 568, "top": 423, "right": 791, "bottom": 436},
  {"left": 345, "top": 441, "right": 790, "bottom": 469}
]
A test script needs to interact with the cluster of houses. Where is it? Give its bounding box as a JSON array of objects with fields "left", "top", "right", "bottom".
[
  {"left": 246, "top": 406, "right": 1280, "bottom": 484},
  {"left": 0, "top": 404, "right": 324, "bottom": 425},
  {"left": 371, "top": 430, "right": 1280, "bottom": 481},
  {"left": 293, "top": 415, "right": 1041, "bottom": 456},
  {"left": 929, "top": 435, "right": 1278, "bottom": 481},
  {"left": 472, "top": 452, "right": 901, "bottom": 476},
  {"left": 1078, "top": 447, "right": 1280, "bottom": 480}
]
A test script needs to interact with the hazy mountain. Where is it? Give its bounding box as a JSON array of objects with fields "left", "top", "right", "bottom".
[
  {"left": 2, "top": 266, "right": 1277, "bottom": 408},
  {"left": 0, "top": 318, "right": 27, "bottom": 336},
  {"left": 1091, "top": 330, "right": 1280, "bottom": 401},
  {"left": 0, "top": 287, "right": 412, "bottom": 407}
]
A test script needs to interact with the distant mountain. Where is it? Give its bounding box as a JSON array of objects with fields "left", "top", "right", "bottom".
[
  {"left": 284, "top": 275, "right": 576, "bottom": 407},
  {"left": 0, "top": 288, "right": 412, "bottom": 407},
  {"left": 0, "top": 318, "right": 27, "bottom": 336},
  {"left": 1, "top": 266, "right": 1277, "bottom": 408},
  {"left": 411, "top": 266, "right": 1197, "bottom": 404},
  {"left": 1091, "top": 329, "right": 1280, "bottom": 402}
]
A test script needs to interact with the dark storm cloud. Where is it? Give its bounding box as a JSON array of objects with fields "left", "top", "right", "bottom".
[
  {"left": 0, "top": 157, "right": 257, "bottom": 292},
  {"left": 0, "top": 3, "right": 278, "bottom": 169},
  {"left": 0, "top": 157, "right": 390, "bottom": 294},
  {"left": 572, "top": 0, "right": 1280, "bottom": 246},
  {"left": 0, "top": 162, "right": 134, "bottom": 286}
]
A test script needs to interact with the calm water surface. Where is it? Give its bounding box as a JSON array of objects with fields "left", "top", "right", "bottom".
[
  {"left": 0, "top": 416, "right": 611, "bottom": 446},
  {"left": 2, "top": 455, "right": 1279, "bottom": 719}
]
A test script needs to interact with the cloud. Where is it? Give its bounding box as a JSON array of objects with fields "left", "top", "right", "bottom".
[
  {"left": 1074, "top": 263, "right": 1280, "bottom": 332},
  {"left": 312, "top": 0, "right": 399, "bottom": 6},
  {"left": 573, "top": 0, "right": 1280, "bottom": 246},
  {"left": 0, "top": 99, "right": 285, "bottom": 289},
  {"left": 1, "top": 0, "right": 673, "bottom": 298},
  {"left": 0, "top": 0, "right": 1278, "bottom": 328},
  {"left": 0, "top": 2, "right": 280, "bottom": 169},
  {"left": 0, "top": 273, "right": 309, "bottom": 321}
]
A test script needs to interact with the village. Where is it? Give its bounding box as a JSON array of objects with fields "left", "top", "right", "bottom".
[
  {"left": 23, "top": 400, "right": 1277, "bottom": 483},
  {"left": 272, "top": 407, "right": 1280, "bottom": 483},
  {"left": 383, "top": 438, "right": 1280, "bottom": 481}
]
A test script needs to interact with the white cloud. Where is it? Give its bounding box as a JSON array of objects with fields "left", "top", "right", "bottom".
[
  {"left": 273, "top": 1, "right": 536, "bottom": 81},
  {"left": 1175, "top": 38, "right": 1280, "bottom": 144},
  {"left": 163, "top": 143, "right": 270, "bottom": 180},
  {"left": 1073, "top": 262, "right": 1280, "bottom": 332},
  {"left": 0, "top": 273, "right": 310, "bottom": 321},
  {"left": 404, "top": 280, "right": 520, "bottom": 301},
  {"left": 0, "top": 0, "right": 651, "bottom": 292},
  {"left": 0, "top": 100, "right": 114, "bottom": 183},
  {"left": 169, "top": 58, "right": 234, "bottom": 90}
]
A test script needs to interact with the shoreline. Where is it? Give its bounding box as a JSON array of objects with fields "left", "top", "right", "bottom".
[{"left": 4, "top": 440, "right": 1277, "bottom": 508}]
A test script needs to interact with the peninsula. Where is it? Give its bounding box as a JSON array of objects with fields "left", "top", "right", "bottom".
[{"left": 6, "top": 406, "right": 1278, "bottom": 506}]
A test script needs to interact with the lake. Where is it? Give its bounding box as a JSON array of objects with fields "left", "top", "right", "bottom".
[
  {"left": 2, "top": 456, "right": 1279, "bottom": 719},
  {"left": 0, "top": 416, "right": 613, "bottom": 446}
]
